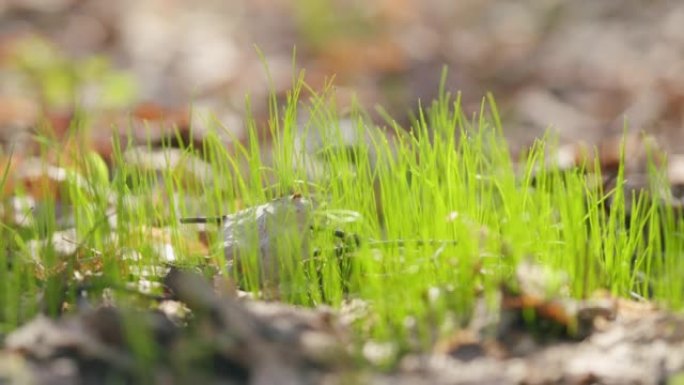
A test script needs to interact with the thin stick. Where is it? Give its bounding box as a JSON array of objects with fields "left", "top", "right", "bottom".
[{"left": 180, "top": 216, "right": 229, "bottom": 224}]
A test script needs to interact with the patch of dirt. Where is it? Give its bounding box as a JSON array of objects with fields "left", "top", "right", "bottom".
[
  {"left": 2, "top": 268, "right": 350, "bottom": 385},
  {"left": 3, "top": 265, "right": 684, "bottom": 385}
]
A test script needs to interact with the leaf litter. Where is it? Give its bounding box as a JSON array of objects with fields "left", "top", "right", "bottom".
[
  {"left": 2, "top": 267, "right": 351, "bottom": 385},
  {"left": 4, "top": 258, "right": 684, "bottom": 384}
]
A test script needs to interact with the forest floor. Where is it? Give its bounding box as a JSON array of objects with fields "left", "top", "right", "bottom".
[{"left": 3, "top": 1, "right": 684, "bottom": 384}]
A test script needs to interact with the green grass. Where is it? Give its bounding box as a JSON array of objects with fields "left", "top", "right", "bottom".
[{"left": 1, "top": 69, "right": 683, "bottom": 363}]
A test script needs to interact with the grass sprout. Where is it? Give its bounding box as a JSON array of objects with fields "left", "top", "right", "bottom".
[{"left": 0, "top": 72, "right": 681, "bottom": 358}]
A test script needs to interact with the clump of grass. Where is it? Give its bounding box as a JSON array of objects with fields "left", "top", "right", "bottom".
[{"left": 1, "top": 70, "right": 682, "bottom": 359}]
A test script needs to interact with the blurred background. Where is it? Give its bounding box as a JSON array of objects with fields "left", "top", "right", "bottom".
[{"left": 2, "top": 0, "right": 684, "bottom": 155}]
